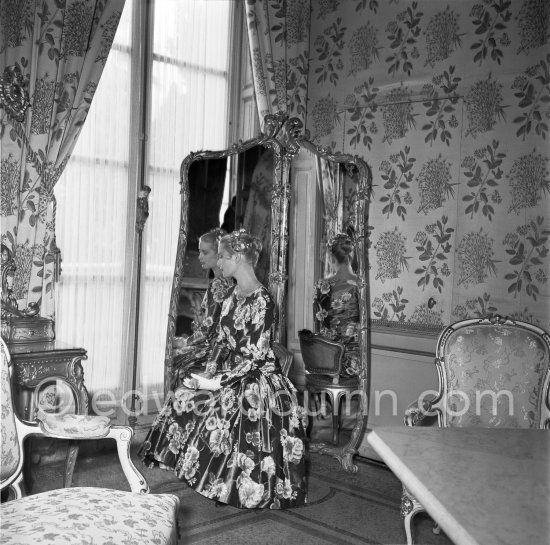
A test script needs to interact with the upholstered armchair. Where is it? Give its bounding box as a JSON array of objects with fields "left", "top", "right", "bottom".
[
  {"left": 0, "top": 338, "right": 180, "bottom": 544},
  {"left": 402, "top": 316, "right": 550, "bottom": 545},
  {"left": 298, "top": 329, "right": 360, "bottom": 444}
]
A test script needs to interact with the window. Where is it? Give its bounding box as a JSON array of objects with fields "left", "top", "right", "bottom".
[{"left": 55, "top": 0, "right": 239, "bottom": 423}]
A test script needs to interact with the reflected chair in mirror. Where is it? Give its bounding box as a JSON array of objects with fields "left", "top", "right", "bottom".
[
  {"left": 273, "top": 341, "right": 293, "bottom": 377},
  {"left": 401, "top": 315, "right": 550, "bottom": 545},
  {"left": 298, "top": 329, "right": 360, "bottom": 445},
  {"left": 0, "top": 339, "right": 180, "bottom": 545}
]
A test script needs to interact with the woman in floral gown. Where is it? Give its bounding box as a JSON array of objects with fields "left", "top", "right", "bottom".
[
  {"left": 140, "top": 229, "right": 308, "bottom": 509},
  {"left": 313, "top": 233, "right": 360, "bottom": 377},
  {"left": 172, "top": 228, "right": 233, "bottom": 388}
]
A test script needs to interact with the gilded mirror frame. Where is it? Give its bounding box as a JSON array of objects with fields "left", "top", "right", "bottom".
[
  {"left": 164, "top": 113, "right": 290, "bottom": 394},
  {"left": 287, "top": 119, "right": 372, "bottom": 473}
]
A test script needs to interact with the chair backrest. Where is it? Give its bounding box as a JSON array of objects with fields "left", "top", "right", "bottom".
[
  {"left": 1, "top": 338, "right": 22, "bottom": 488},
  {"left": 273, "top": 342, "right": 293, "bottom": 376},
  {"left": 298, "top": 329, "right": 345, "bottom": 377},
  {"left": 432, "top": 316, "right": 550, "bottom": 429}
]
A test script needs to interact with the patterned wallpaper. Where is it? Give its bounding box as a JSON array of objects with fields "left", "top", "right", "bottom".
[{"left": 305, "top": 0, "right": 550, "bottom": 333}]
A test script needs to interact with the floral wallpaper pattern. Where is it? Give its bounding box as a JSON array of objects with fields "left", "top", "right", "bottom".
[
  {"left": 306, "top": 0, "right": 550, "bottom": 332},
  {"left": 0, "top": 0, "right": 124, "bottom": 316}
]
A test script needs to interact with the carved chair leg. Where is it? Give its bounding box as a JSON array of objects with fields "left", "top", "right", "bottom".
[
  {"left": 303, "top": 391, "right": 316, "bottom": 438},
  {"left": 319, "top": 392, "right": 330, "bottom": 419},
  {"left": 63, "top": 441, "right": 79, "bottom": 487},
  {"left": 401, "top": 486, "right": 425, "bottom": 545},
  {"left": 332, "top": 393, "right": 344, "bottom": 445},
  {"left": 332, "top": 411, "right": 339, "bottom": 445},
  {"left": 306, "top": 409, "right": 314, "bottom": 438},
  {"left": 338, "top": 394, "right": 346, "bottom": 442},
  {"left": 320, "top": 391, "right": 337, "bottom": 444},
  {"left": 312, "top": 392, "right": 321, "bottom": 417}
]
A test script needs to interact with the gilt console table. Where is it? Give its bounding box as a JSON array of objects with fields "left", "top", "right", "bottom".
[{"left": 8, "top": 340, "right": 88, "bottom": 490}]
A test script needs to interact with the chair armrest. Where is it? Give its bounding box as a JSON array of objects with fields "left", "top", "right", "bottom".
[
  {"left": 36, "top": 413, "right": 149, "bottom": 494},
  {"left": 107, "top": 425, "right": 150, "bottom": 494},
  {"left": 37, "top": 413, "right": 111, "bottom": 438},
  {"left": 403, "top": 397, "right": 438, "bottom": 427}
]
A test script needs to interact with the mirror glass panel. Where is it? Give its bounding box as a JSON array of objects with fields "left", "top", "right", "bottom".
[
  {"left": 289, "top": 128, "right": 372, "bottom": 472},
  {"left": 164, "top": 116, "right": 288, "bottom": 392},
  {"left": 316, "top": 156, "right": 362, "bottom": 278}
]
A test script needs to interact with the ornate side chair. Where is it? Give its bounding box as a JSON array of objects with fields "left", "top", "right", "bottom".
[
  {"left": 298, "top": 329, "right": 360, "bottom": 444},
  {"left": 273, "top": 341, "right": 293, "bottom": 377},
  {"left": 0, "top": 339, "right": 180, "bottom": 544},
  {"left": 402, "top": 316, "right": 550, "bottom": 545}
]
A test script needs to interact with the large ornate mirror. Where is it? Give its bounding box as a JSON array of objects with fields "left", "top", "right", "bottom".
[
  {"left": 287, "top": 119, "right": 372, "bottom": 472},
  {"left": 164, "top": 114, "right": 291, "bottom": 392}
]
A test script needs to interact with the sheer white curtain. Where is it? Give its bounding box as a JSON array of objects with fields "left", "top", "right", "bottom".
[
  {"left": 138, "top": 0, "right": 231, "bottom": 413},
  {"left": 55, "top": 5, "right": 133, "bottom": 402},
  {"left": 55, "top": 0, "right": 233, "bottom": 421}
]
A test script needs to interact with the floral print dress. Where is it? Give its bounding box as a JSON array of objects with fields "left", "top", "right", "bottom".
[
  {"left": 172, "top": 276, "right": 233, "bottom": 387},
  {"left": 139, "top": 285, "right": 308, "bottom": 509},
  {"left": 313, "top": 276, "right": 361, "bottom": 377}
]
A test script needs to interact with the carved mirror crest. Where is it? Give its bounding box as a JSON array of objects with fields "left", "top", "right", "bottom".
[{"left": 164, "top": 113, "right": 291, "bottom": 392}]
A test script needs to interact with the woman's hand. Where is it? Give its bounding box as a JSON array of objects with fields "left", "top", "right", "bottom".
[{"left": 184, "top": 373, "right": 221, "bottom": 391}]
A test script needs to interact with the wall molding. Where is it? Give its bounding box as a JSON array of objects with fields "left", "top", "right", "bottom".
[{"left": 371, "top": 343, "right": 434, "bottom": 359}]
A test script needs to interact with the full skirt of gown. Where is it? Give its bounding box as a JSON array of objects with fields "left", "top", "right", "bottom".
[{"left": 139, "top": 369, "right": 308, "bottom": 509}]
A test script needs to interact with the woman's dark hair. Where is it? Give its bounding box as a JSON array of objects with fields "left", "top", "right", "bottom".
[{"left": 329, "top": 233, "right": 354, "bottom": 264}]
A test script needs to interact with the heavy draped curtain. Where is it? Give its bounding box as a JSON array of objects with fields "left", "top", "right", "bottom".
[
  {"left": 0, "top": 0, "right": 125, "bottom": 319},
  {"left": 245, "top": 0, "right": 312, "bottom": 129}
]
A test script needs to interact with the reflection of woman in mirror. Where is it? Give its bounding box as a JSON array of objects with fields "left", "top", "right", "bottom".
[
  {"left": 313, "top": 233, "right": 360, "bottom": 377},
  {"left": 172, "top": 228, "right": 233, "bottom": 387},
  {"left": 140, "top": 228, "right": 308, "bottom": 509}
]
